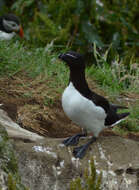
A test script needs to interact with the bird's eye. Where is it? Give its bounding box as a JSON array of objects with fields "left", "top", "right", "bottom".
[{"left": 12, "top": 23, "right": 16, "bottom": 27}]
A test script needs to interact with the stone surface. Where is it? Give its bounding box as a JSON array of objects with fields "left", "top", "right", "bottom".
[
  {"left": 14, "top": 136, "right": 139, "bottom": 190},
  {"left": 0, "top": 109, "right": 44, "bottom": 142},
  {"left": 0, "top": 108, "right": 139, "bottom": 190},
  {"left": 0, "top": 124, "right": 27, "bottom": 190}
]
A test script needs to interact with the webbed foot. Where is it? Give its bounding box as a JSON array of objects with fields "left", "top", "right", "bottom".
[
  {"left": 73, "top": 144, "right": 88, "bottom": 159},
  {"left": 73, "top": 137, "right": 97, "bottom": 159},
  {"left": 62, "top": 133, "right": 86, "bottom": 146}
]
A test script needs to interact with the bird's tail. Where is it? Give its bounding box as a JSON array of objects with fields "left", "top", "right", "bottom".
[
  {"left": 111, "top": 104, "right": 128, "bottom": 112},
  {"left": 111, "top": 112, "right": 130, "bottom": 127},
  {"left": 118, "top": 112, "right": 130, "bottom": 120}
]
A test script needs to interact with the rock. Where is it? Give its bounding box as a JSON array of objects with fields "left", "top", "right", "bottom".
[
  {"left": 0, "top": 109, "right": 44, "bottom": 142},
  {"left": 0, "top": 125, "right": 27, "bottom": 190},
  {"left": 14, "top": 136, "right": 139, "bottom": 190},
  {"left": 0, "top": 107, "right": 139, "bottom": 190}
]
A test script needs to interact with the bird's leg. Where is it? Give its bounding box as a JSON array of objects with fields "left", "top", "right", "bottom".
[
  {"left": 73, "top": 136, "right": 97, "bottom": 159},
  {"left": 62, "top": 129, "right": 87, "bottom": 146}
]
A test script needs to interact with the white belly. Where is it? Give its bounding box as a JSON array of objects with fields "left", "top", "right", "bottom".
[
  {"left": 62, "top": 82, "right": 107, "bottom": 137},
  {"left": 0, "top": 31, "right": 15, "bottom": 40}
]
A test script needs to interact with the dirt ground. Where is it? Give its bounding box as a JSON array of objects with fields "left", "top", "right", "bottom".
[
  {"left": 0, "top": 74, "right": 81, "bottom": 138},
  {"left": 0, "top": 74, "right": 139, "bottom": 140}
]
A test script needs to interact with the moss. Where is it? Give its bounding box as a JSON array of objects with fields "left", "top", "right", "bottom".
[
  {"left": 0, "top": 125, "right": 27, "bottom": 190},
  {"left": 8, "top": 174, "right": 29, "bottom": 190},
  {"left": 70, "top": 158, "right": 102, "bottom": 190},
  {"left": 8, "top": 174, "right": 17, "bottom": 190}
]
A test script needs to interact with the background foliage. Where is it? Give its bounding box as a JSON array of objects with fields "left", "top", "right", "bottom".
[{"left": 1, "top": 0, "right": 139, "bottom": 61}]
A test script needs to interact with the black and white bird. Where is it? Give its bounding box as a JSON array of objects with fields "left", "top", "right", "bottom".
[
  {"left": 0, "top": 13, "right": 24, "bottom": 40},
  {"left": 59, "top": 51, "right": 130, "bottom": 159}
]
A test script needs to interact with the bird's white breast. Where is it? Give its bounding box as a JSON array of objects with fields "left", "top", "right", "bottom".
[
  {"left": 62, "top": 82, "right": 107, "bottom": 137},
  {"left": 0, "top": 31, "right": 15, "bottom": 40}
]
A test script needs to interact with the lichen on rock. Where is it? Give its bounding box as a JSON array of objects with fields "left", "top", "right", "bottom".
[{"left": 0, "top": 125, "right": 27, "bottom": 190}]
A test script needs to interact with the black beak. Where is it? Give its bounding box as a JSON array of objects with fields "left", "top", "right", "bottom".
[{"left": 58, "top": 53, "right": 65, "bottom": 60}]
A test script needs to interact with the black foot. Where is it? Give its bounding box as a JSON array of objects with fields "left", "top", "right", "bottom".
[
  {"left": 73, "top": 144, "right": 88, "bottom": 159},
  {"left": 62, "top": 133, "right": 86, "bottom": 146},
  {"left": 73, "top": 137, "right": 97, "bottom": 159}
]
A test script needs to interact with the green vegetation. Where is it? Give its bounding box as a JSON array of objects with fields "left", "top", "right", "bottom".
[
  {"left": 70, "top": 158, "right": 102, "bottom": 190},
  {"left": 0, "top": 40, "right": 68, "bottom": 90},
  {"left": 87, "top": 44, "right": 139, "bottom": 94},
  {"left": 2, "top": 0, "right": 139, "bottom": 61}
]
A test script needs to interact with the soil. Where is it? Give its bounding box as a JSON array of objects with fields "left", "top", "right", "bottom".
[
  {"left": 0, "top": 74, "right": 139, "bottom": 140},
  {"left": 0, "top": 74, "right": 81, "bottom": 138}
]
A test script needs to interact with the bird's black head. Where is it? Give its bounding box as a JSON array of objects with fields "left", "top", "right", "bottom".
[
  {"left": 3, "top": 14, "right": 20, "bottom": 24},
  {"left": 58, "top": 51, "right": 85, "bottom": 69}
]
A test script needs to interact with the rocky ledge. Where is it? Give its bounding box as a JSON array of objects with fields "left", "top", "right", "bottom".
[{"left": 0, "top": 108, "right": 139, "bottom": 190}]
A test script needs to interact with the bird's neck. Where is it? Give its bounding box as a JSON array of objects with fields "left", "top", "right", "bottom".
[{"left": 69, "top": 67, "right": 90, "bottom": 96}]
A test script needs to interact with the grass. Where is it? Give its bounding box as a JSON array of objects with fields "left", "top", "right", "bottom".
[
  {"left": 87, "top": 44, "right": 139, "bottom": 94},
  {"left": 119, "top": 103, "right": 139, "bottom": 132},
  {"left": 0, "top": 40, "right": 138, "bottom": 133},
  {"left": 70, "top": 158, "right": 102, "bottom": 190},
  {"left": 0, "top": 40, "right": 68, "bottom": 92}
]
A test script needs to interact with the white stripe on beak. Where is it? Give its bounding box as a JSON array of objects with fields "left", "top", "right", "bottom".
[{"left": 66, "top": 53, "right": 77, "bottom": 59}]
